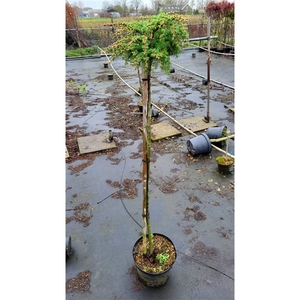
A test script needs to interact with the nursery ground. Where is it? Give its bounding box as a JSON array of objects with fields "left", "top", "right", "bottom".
[{"left": 66, "top": 49, "right": 235, "bottom": 300}]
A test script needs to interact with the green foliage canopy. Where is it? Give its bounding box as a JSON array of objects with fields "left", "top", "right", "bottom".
[{"left": 109, "top": 11, "right": 189, "bottom": 74}]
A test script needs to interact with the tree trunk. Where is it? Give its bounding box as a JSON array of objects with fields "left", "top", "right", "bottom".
[{"left": 141, "top": 67, "right": 153, "bottom": 255}]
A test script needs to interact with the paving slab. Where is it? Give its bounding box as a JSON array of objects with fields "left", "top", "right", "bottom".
[
  {"left": 178, "top": 115, "right": 217, "bottom": 132},
  {"left": 150, "top": 122, "right": 181, "bottom": 141},
  {"left": 77, "top": 133, "right": 116, "bottom": 154}
]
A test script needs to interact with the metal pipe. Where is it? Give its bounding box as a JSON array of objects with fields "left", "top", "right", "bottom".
[
  {"left": 170, "top": 61, "right": 234, "bottom": 90},
  {"left": 188, "top": 35, "right": 218, "bottom": 42},
  {"left": 204, "top": 16, "right": 211, "bottom": 122}
]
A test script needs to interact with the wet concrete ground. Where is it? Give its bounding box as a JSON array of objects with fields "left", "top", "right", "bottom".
[{"left": 66, "top": 49, "right": 235, "bottom": 299}]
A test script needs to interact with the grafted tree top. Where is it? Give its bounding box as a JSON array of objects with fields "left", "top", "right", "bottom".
[{"left": 109, "top": 11, "right": 189, "bottom": 73}]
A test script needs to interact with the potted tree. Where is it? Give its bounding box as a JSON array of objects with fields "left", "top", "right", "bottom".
[
  {"left": 109, "top": 11, "right": 189, "bottom": 287},
  {"left": 216, "top": 155, "right": 234, "bottom": 174},
  {"left": 215, "top": 129, "right": 234, "bottom": 174}
]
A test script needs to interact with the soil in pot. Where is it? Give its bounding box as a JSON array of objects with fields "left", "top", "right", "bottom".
[
  {"left": 133, "top": 233, "right": 176, "bottom": 287},
  {"left": 216, "top": 156, "right": 234, "bottom": 174},
  {"left": 216, "top": 156, "right": 234, "bottom": 165}
]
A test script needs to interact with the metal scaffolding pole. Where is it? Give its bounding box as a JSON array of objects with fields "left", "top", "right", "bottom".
[{"left": 203, "top": 17, "right": 211, "bottom": 123}]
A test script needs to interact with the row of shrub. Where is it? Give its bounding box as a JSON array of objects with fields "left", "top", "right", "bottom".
[{"left": 66, "top": 46, "right": 100, "bottom": 57}]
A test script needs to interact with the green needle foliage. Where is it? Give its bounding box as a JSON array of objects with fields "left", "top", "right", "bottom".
[
  {"left": 108, "top": 11, "right": 188, "bottom": 257},
  {"left": 109, "top": 11, "right": 189, "bottom": 74}
]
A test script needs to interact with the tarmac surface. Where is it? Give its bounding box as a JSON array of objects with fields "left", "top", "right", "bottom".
[{"left": 65, "top": 48, "right": 235, "bottom": 300}]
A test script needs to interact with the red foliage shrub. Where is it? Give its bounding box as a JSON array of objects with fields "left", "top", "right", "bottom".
[{"left": 205, "top": 1, "right": 234, "bottom": 20}]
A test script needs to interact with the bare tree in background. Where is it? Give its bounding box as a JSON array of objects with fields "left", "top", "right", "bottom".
[
  {"left": 189, "top": 0, "right": 195, "bottom": 9},
  {"left": 131, "top": 0, "right": 142, "bottom": 14},
  {"left": 78, "top": 1, "right": 84, "bottom": 9},
  {"left": 72, "top": 1, "right": 85, "bottom": 13},
  {"left": 121, "top": 0, "right": 129, "bottom": 16},
  {"left": 102, "top": 1, "right": 113, "bottom": 10},
  {"left": 150, "top": 0, "right": 159, "bottom": 11},
  {"left": 196, "top": 0, "right": 209, "bottom": 10}
]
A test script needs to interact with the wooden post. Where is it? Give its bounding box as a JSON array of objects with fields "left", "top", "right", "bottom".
[{"left": 141, "top": 68, "right": 153, "bottom": 255}]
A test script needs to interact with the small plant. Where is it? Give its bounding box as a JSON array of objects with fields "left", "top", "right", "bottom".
[
  {"left": 67, "top": 80, "right": 86, "bottom": 96},
  {"left": 216, "top": 155, "right": 234, "bottom": 165},
  {"left": 77, "top": 84, "right": 87, "bottom": 96},
  {"left": 222, "top": 126, "right": 227, "bottom": 138},
  {"left": 68, "top": 80, "right": 75, "bottom": 87},
  {"left": 218, "top": 126, "right": 228, "bottom": 146},
  {"left": 156, "top": 253, "right": 170, "bottom": 264}
]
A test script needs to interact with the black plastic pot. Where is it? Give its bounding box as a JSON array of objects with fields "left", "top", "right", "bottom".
[
  {"left": 66, "top": 236, "right": 72, "bottom": 259},
  {"left": 151, "top": 108, "right": 159, "bottom": 117},
  {"left": 132, "top": 233, "right": 177, "bottom": 287},
  {"left": 216, "top": 158, "right": 234, "bottom": 174},
  {"left": 138, "top": 101, "right": 143, "bottom": 112},
  {"left": 217, "top": 162, "right": 233, "bottom": 174},
  {"left": 223, "top": 47, "right": 232, "bottom": 53},
  {"left": 137, "top": 102, "right": 157, "bottom": 116},
  {"left": 215, "top": 49, "right": 224, "bottom": 53}
]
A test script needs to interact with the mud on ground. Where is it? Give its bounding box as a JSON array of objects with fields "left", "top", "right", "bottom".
[{"left": 65, "top": 53, "right": 235, "bottom": 299}]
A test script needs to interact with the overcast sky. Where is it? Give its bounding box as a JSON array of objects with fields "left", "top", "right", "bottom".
[
  {"left": 71, "top": 0, "right": 153, "bottom": 10},
  {"left": 70, "top": 0, "right": 235, "bottom": 10}
]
